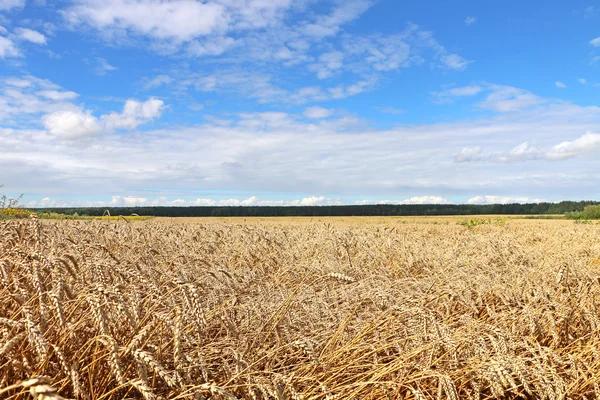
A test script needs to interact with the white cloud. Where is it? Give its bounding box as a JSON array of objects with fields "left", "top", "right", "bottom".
[
  {"left": 4, "top": 77, "right": 32, "bottom": 87},
  {"left": 309, "top": 51, "right": 344, "bottom": 79},
  {"left": 0, "top": 36, "right": 21, "bottom": 58},
  {"left": 5, "top": 75, "right": 600, "bottom": 203},
  {"left": 327, "top": 77, "right": 378, "bottom": 100},
  {"left": 466, "top": 196, "right": 545, "bottom": 205},
  {"left": 376, "top": 106, "right": 405, "bottom": 115},
  {"left": 90, "top": 57, "right": 117, "bottom": 76},
  {"left": 60, "top": 0, "right": 377, "bottom": 75},
  {"left": 0, "top": 75, "right": 166, "bottom": 138},
  {"left": 173, "top": 196, "right": 338, "bottom": 207},
  {"left": 231, "top": 196, "right": 340, "bottom": 207},
  {"left": 298, "top": 196, "right": 326, "bottom": 206},
  {"left": 448, "top": 85, "right": 483, "bottom": 96},
  {"left": 191, "top": 198, "right": 216, "bottom": 206},
  {"left": 578, "top": 78, "right": 587, "bottom": 84},
  {"left": 109, "top": 196, "right": 122, "bottom": 205},
  {"left": 454, "top": 146, "right": 482, "bottom": 162},
  {"left": 434, "top": 85, "right": 483, "bottom": 99},
  {"left": 102, "top": 98, "right": 165, "bottom": 129},
  {"left": 37, "top": 90, "right": 78, "bottom": 101},
  {"left": 465, "top": 16, "right": 477, "bottom": 25},
  {"left": 186, "top": 36, "right": 238, "bottom": 56},
  {"left": 62, "top": 0, "right": 309, "bottom": 56},
  {"left": 240, "top": 196, "right": 259, "bottom": 205},
  {"left": 26, "top": 194, "right": 562, "bottom": 207},
  {"left": 383, "top": 196, "right": 450, "bottom": 205},
  {"left": 339, "top": 34, "right": 413, "bottom": 73},
  {"left": 303, "top": 106, "right": 333, "bottom": 119},
  {"left": 0, "top": 0, "right": 25, "bottom": 11},
  {"left": 26, "top": 195, "right": 347, "bottom": 208},
  {"left": 496, "top": 142, "right": 542, "bottom": 162},
  {"left": 63, "top": 3, "right": 467, "bottom": 105},
  {"left": 15, "top": 28, "right": 47, "bottom": 45},
  {"left": 118, "top": 21, "right": 470, "bottom": 112},
  {"left": 123, "top": 196, "right": 148, "bottom": 206},
  {"left": 467, "top": 132, "right": 600, "bottom": 163},
  {"left": 546, "top": 132, "right": 600, "bottom": 160},
  {"left": 181, "top": 71, "right": 379, "bottom": 105},
  {"left": 39, "top": 98, "right": 164, "bottom": 139},
  {"left": 143, "top": 74, "right": 173, "bottom": 90},
  {"left": 319, "top": 27, "right": 470, "bottom": 77},
  {"left": 42, "top": 109, "right": 102, "bottom": 139},
  {"left": 0, "top": 76, "right": 82, "bottom": 121},
  {"left": 440, "top": 54, "right": 471, "bottom": 70},
  {"left": 590, "top": 36, "right": 600, "bottom": 47},
  {"left": 478, "top": 84, "right": 545, "bottom": 112},
  {"left": 301, "top": 0, "right": 373, "bottom": 38},
  {"left": 555, "top": 81, "right": 567, "bottom": 88},
  {"left": 63, "top": 0, "right": 229, "bottom": 42},
  {"left": 27, "top": 197, "right": 68, "bottom": 208}
]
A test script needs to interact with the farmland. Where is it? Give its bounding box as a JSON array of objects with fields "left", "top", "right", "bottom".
[{"left": 2, "top": 216, "right": 600, "bottom": 399}]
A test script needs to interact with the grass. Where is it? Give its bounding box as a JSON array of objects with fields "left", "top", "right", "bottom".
[
  {"left": 518, "top": 214, "right": 566, "bottom": 220},
  {"left": 0, "top": 209, "right": 152, "bottom": 221},
  {"left": 2, "top": 215, "right": 600, "bottom": 398}
]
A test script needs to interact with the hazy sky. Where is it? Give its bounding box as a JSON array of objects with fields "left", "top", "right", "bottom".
[{"left": 1, "top": 0, "right": 599, "bottom": 207}]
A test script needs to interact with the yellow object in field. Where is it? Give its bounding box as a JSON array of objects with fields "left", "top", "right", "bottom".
[{"left": 0, "top": 207, "right": 30, "bottom": 218}]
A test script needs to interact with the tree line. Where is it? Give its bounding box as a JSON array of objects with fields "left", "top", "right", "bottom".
[{"left": 30, "top": 201, "right": 600, "bottom": 217}]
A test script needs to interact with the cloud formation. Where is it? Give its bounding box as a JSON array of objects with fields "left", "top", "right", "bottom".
[
  {"left": 27, "top": 195, "right": 346, "bottom": 208},
  {"left": 0, "top": 36, "right": 20, "bottom": 58},
  {"left": 478, "top": 84, "right": 545, "bottom": 112},
  {"left": 3, "top": 74, "right": 599, "bottom": 205},
  {"left": 357, "top": 196, "right": 451, "bottom": 205},
  {"left": 546, "top": 132, "right": 600, "bottom": 160},
  {"left": 128, "top": 16, "right": 470, "bottom": 103},
  {"left": 42, "top": 110, "right": 102, "bottom": 139},
  {"left": 15, "top": 28, "right": 47, "bottom": 44},
  {"left": 0, "top": 76, "right": 81, "bottom": 121},
  {"left": 0, "top": 0, "right": 25, "bottom": 11},
  {"left": 88, "top": 57, "right": 117, "bottom": 76},
  {"left": 433, "top": 85, "right": 483, "bottom": 101},
  {"left": 37, "top": 96, "right": 165, "bottom": 139},
  {"left": 63, "top": 0, "right": 231, "bottom": 42},
  {"left": 466, "top": 196, "right": 546, "bottom": 205},
  {"left": 555, "top": 81, "right": 566, "bottom": 88},
  {"left": 102, "top": 98, "right": 165, "bottom": 130},
  {"left": 459, "top": 132, "right": 600, "bottom": 163},
  {"left": 454, "top": 146, "right": 483, "bottom": 162},
  {"left": 303, "top": 106, "right": 334, "bottom": 119}
]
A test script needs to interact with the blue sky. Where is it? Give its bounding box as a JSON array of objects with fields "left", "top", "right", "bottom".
[{"left": 1, "top": 0, "right": 599, "bottom": 207}]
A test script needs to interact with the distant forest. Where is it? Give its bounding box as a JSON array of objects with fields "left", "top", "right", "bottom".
[{"left": 32, "top": 201, "right": 600, "bottom": 217}]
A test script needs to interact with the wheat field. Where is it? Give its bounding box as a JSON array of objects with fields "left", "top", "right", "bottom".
[{"left": 1, "top": 215, "right": 600, "bottom": 399}]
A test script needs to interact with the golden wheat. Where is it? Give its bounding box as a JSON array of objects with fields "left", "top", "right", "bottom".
[{"left": 1, "top": 215, "right": 600, "bottom": 398}]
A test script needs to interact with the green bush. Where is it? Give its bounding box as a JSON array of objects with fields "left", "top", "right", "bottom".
[
  {"left": 566, "top": 205, "right": 600, "bottom": 220},
  {"left": 582, "top": 205, "right": 600, "bottom": 219}
]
